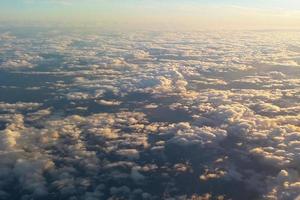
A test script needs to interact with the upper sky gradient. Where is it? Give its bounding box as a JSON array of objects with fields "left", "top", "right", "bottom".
[{"left": 1, "top": 0, "right": 300, "bottom": 29}]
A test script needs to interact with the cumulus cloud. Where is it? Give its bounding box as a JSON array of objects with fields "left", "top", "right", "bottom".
[
  {"left": 0, "top": 102, "right": 41, "bottom": 113},
  {"left": 1, "top": 29, "right": 300, "bottom": 199},
  {"left": 95, "top": 99, "right": 121, "bottom": 106}
]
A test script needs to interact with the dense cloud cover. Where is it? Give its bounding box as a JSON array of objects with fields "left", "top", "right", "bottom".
[{"left": 0, "top": 28, "right": 300, "bottom": 200}]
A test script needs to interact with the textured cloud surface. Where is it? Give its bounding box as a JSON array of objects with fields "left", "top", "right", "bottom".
[{"left": 0, "top": 28, "right": 300, "bottom": 200}]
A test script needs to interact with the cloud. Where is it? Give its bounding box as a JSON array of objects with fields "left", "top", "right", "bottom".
[
  {"left": 1, "top": 28, "right": 300, "bottom": 199},
  {"left": 95, "top": 99, "right": 121, "bottom": 106},
  {"left": 0, "top": 102, "right": 41, "bottom": 113}
]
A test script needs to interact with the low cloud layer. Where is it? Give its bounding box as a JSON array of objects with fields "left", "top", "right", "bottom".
[{"left": 0, "top": 29, "right": 300, "bottom": 199}]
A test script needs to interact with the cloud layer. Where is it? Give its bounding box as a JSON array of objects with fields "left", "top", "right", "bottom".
[{"left": 0, "top": 29, "right": 300, "bottom": 199}]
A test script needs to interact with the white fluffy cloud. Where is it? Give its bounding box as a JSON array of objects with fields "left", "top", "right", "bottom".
[{"left": 1, "top": 29, "right": 300, "bottom": 199}]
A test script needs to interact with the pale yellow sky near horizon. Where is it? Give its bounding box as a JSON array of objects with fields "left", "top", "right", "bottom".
[{"left": 1, "top": 1, "right": 300, "bottom": 30}]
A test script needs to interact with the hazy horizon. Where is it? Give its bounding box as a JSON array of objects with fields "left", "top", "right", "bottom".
[{"left": 1, "top": 0, "right": 300, "bottom": 30}]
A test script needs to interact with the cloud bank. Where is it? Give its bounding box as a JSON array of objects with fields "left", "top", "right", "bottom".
[{"left": 0, "top": 29, "right": 300, "bottom": 199}]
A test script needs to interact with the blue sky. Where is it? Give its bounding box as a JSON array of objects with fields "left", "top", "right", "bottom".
[
  {"left": 1, "top": 0, "right": 300, "bottom": 29},
  {"left": 1, "top": 0, "right": 299, "bottom": 10}
]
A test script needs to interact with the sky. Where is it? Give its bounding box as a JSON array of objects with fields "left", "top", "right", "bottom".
[{"left": 1, "top": 0, "right": 300, "bottom": 29}]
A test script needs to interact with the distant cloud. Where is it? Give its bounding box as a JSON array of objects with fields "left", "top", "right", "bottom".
[{"left": 1, "top": 28, "right": 300, "bottom": 199}]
